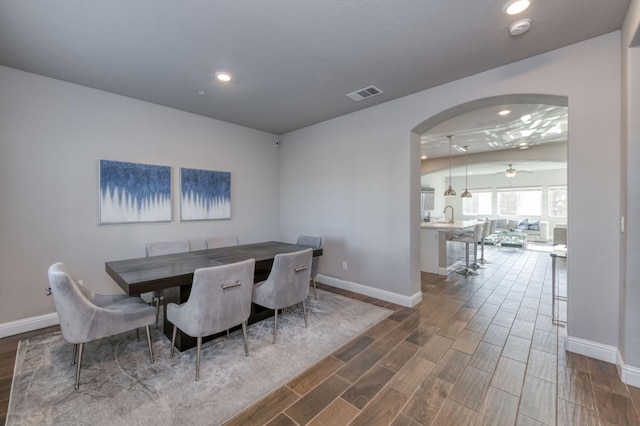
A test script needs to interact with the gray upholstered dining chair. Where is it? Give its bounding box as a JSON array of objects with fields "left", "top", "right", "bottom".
[
  {"left": 47, "top": 262, "right": 156, "bottom": 389},
  {"left": 252, "top": 248, "right": 313, "bottom": 344},
  {"left": 145, "top": 239, "right": 191, "bottom": 327},
  {"left": 296, "top": 235, "right": 322, "bottom": 298},
  {"left": 167, "top": 258, "right": 255, "bottom": 381},
  {"left": 206, "top": 235, "right": 239, "bottom": 249}
]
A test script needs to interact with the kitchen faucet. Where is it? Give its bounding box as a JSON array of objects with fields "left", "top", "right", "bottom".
[{"left": 443, "top": 205, "right": 454, "bottom": 223}]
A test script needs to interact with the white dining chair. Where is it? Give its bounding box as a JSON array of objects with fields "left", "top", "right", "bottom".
[
  {"left": 252, "top": 249, "right": 313, "bottom": 344},
  {"left": 145, "top": 240, "right": 191, "bottom": 326},
  {"left": 48, "top": 262, "right": 156, "bottom": 389},
  {"left": 296, "top": 235, "right": 322, "bottom": 298},
  {"left": 206, "top": 236, "right": 239, "bottom": 249},
  {"left": 167, "top": 259, "right": 255, "bottom": 381}
]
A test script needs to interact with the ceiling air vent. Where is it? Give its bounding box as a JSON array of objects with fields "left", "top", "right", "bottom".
[{"left": 346, "top": 85, "right": 383, "bottom": 101}]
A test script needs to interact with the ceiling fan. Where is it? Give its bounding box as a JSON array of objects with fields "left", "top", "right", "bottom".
[{"left": 492, "top": 164, "right": 534, "bottom": 177}]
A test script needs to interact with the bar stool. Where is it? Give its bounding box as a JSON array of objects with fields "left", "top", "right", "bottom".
[
  {"left": 452, "top": 223, "right": 484, "bottom": 276},
  {"left": 479, "top": 219, "right": 495, "bottom": 265}
]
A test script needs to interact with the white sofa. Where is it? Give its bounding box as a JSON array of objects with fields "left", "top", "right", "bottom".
[{"left": 494, "top": 218, "right": 549, "bottom": 242}]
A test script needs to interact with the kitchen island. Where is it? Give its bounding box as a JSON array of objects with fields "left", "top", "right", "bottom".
[{"left": 421, "top": 220, "right": 477, "bottom": 275}]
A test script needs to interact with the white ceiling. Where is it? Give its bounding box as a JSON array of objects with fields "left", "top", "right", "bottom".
[
  {"left": 421, "top": 104, "right": 568, "bottom": 159},
  {"left": 0, "top": 1, "right": 630, "bottom": 135}
]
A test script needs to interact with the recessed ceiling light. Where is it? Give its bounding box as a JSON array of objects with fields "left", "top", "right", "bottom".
[
  {"left": 498, "top": 109, "right": 512, "bottom": 116},
  {"left": 197, "top": 91, "right": 206, "bottom": 96},
  {"left": 421, "top": 155, "right": 427, "bottom": 160},
  {"left": 215, "top": 72, "right": 232, "bottom": 82},
  {"left": 503, "top": 0, "right": 530, "bottom": 15}
]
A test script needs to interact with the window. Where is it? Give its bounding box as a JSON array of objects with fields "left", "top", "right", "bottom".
[
  {"left": 549, "top": 186, "right": 567, "bottom": 217},
  {"left": 462, "top": 190, "right": 492, "bottom": 216},
  {"left": 497, "top": 187, "right": 542, "bottom": 216}
]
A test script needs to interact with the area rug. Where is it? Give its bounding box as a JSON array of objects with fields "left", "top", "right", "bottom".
[{"left": 6, "top": 289, "right": 391, "bottom": 426}]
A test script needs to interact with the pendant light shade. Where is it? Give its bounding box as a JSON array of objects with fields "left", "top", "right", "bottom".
[
  {"left": 444, "top": 135, "right": 456, "bottom": 197},
  {"left": 505, "top": 164, "right": 517, "bottom": 178},
  {"left": 461, "top": 145, "right": 472, "bottom": 198}
]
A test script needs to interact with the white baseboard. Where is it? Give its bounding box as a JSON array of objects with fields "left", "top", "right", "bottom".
[
  {"left": 566, "top": 335, "right": 640, "bottom": 386},
  {"left": 565, "top": 335, "right": 617, "bottom": 363},
  {"left": 0, "top": 312, "right": 59, "bottom": 339},
  {"left": 317, "top": 275, "right": 422, "bottom": 307},
  {"left": 617, "top": 351, "right": 640, "bottom": 388}
]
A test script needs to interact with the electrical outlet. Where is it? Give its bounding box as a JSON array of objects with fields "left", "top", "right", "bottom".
[{"left": 342, "top": 261, "right": 348, "bottom": 270}]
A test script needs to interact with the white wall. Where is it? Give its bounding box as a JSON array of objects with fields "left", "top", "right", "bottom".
[
  {"left": 0, "top": 66, "right": 281, "bottom": 324},
  {"left": 277, "top": 112, "right": 420, "bottom": 303},
  {"left": 621, "top": 0, "right": 640, "bottom": 373},
  {"left": 280, "top": 32, "right": 622, "bottom": 352}
]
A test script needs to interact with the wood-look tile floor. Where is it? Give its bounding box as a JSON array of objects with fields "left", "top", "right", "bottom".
[{"left": 1, "top": 247, "right": 639, "bottom": 425}]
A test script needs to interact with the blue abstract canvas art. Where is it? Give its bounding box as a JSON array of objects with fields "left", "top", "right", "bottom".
[
  {"left": 180, "top": 168, "right": 231, "bottom": 220},
  {"left": 99, "top": 159, "right": 172, "bottom": 224}
]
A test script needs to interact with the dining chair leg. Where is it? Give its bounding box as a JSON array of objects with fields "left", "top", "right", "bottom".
[
  {"left": 145, "top": 325, "right": 154, "bottom": 364},
  {"left": 480, "top": 239, "right": 491, "bottom": 264},
  {"left": 227, "top": 329, "right": 230, "bottom": 338},
  {"left": 242, "top": 321, "right": 249, "bottom": 356},
  {"left": 136, "top": 327, "right": 140, "bottom": 342},
  {"left": 154, "top": 296, "right": 161, "bottom": 328},
  {"left": 170, "top": 325, "right": 177, "bottom": 359},
  {"left": 302, "top": 300, "right": 308, "bottom": 328},
  {"left": 195, "top": 336, "right": 202, "bottom": 381},
  {"left": 72, "top": 344, "right": 77, "bottom": 365},
  {"left": 273, "top": 309, "right": 278, "bottom": 344},
  {"left": 312, "top": 279, "right": 317, "bottom": 299},
  {"left": 74, "top": 342, "right": 84, "bottom": 389}
]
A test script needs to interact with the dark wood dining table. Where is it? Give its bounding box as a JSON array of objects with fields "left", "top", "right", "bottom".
[{"left": 105, "top": 241, "right": 323, "bottom": 351}]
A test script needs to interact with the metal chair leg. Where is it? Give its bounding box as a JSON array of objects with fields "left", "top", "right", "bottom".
[
  {"left": 227, "top": 329, "right": 230, "bottom": 338},
  {"left": 145, "top": 325, "right": 154, "bottom": 364},
  {"left": 479, "top": 239, "right": 489, "bottom": 264},
  {"left": 74, "top": 342, "right": 84, "bottom": 389},
  {"left": 154, "top": 294, "right": 161, "bottom": 328},
  {"left": 312, "top": 278, "right": 317, "bottom": 299},
  {"left": 242, "top": 321, "right": 249, "bottom": 356},
  {"left": 72, "top": 344, "right": 77, "bottom": 365},
  {"left": 170, "top": 325, "right": 177, "bottom": 359},
  {"left": 273, "top": 309, "right": 278, "bottom": 344},
  {"left": 471, "top": 242, "right": 485, "bottom": 270},
  {"left": 456, "top": 242, "right": 478, "bottom": 276},
  {"left": 302, "top": 300, "right": 308, "bottom": 328},
  {"left": 195, "top": 336, "right": 202, "bottom": 381}
]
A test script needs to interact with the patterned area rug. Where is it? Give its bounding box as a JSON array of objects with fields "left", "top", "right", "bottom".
[{"left": 6, "top": 290, "right": 391, "bottom": 425}]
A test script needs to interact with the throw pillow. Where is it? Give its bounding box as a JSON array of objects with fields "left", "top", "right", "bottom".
[
  {"left": 508, "top": 219, "right": 519, "bottom": 230},
  {"left": 517, "top": 218, "right": 529, "bottom": 229},
  {"left": 496, "top": 219, "right": 508, "bottom": 229},
  {"left": 528, "top": 219, "right": 540, "bottom": 231}
]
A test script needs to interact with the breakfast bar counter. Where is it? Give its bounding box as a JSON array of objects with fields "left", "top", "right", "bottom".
[{"left": 420, "top": 220, "right": 477, "bottom": 275}]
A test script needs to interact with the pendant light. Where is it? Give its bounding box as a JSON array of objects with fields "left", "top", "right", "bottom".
[
  {"left": 505, "top": 164, "right": 517, "bottom": 178},
  {"left": 443, "top": 135, "right": 456, "bottom": 197},
  {"left": 461, "top": 145, "right": 472, "bottom": 198}
]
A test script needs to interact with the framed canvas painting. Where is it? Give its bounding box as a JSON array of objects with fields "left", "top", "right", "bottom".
[
  {"left": 99, "top": 159, "right": 172, "bottom": 224},
  {"left": 180, "top": 167, "right": 231, "bottom": 220}
]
